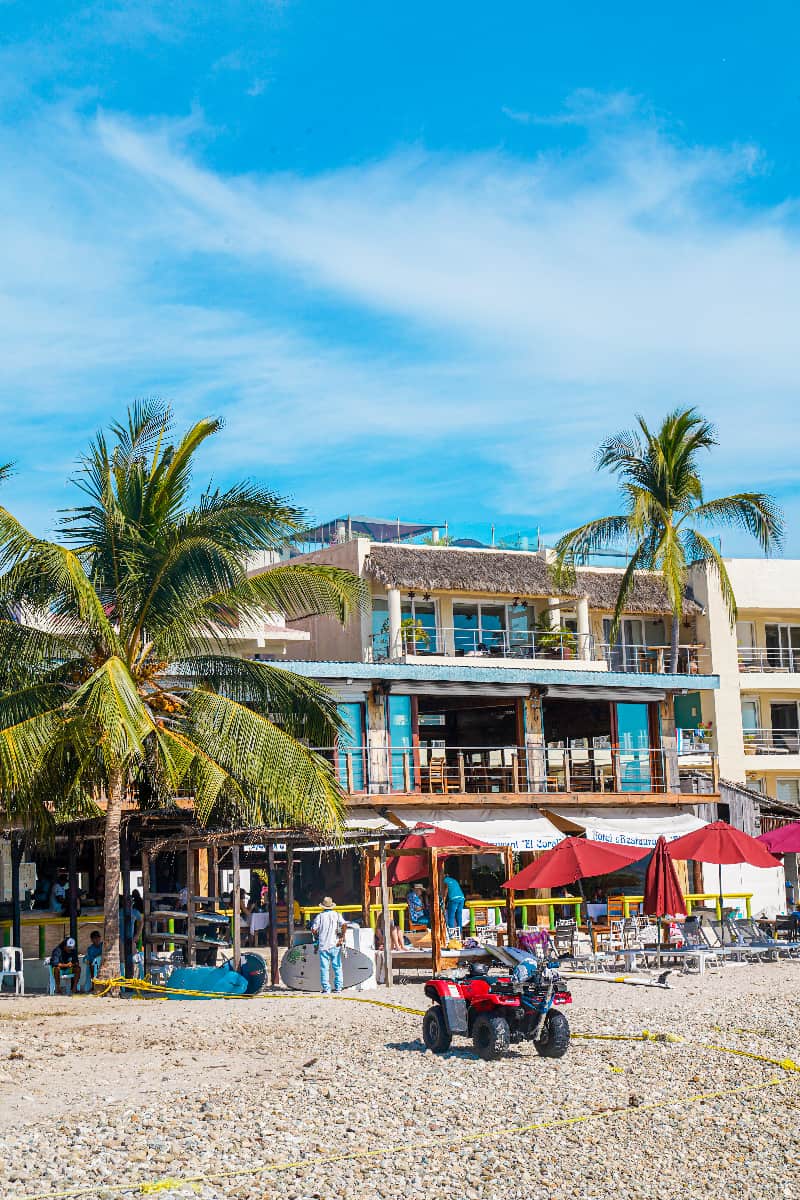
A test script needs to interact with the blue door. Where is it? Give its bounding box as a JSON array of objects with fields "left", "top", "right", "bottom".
[
  {"left": 337, "top": 703, "right": 366, "bottom": 792},
  {"left": 388, "top": 695, "right": 415, "bottom": 790},
  {"left": 616, "top": 702, "right": 651, "bottom": 791}
]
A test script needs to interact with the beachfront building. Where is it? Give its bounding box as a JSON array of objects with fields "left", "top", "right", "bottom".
[{"left": 268, "top": 522, "right": 726, "bottom": 895}]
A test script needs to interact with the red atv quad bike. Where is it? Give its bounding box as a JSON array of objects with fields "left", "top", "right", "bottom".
[{"left": 422, "top": 960, "right": 572, "bottom": 1061}]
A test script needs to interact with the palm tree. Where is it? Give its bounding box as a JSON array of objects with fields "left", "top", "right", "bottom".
[
  {"left": 0, "top": 403, "right": 366, "bottom": 978},
  {"left": 554, "top": 409, "right": 783, "bottom": 669}
]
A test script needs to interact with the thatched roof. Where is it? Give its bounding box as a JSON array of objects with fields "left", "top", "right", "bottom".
[{"left": 365, "top": 544, "right": 701, "bottom": 616}]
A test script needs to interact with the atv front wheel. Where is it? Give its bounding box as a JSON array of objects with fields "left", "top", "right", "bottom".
[
  {"left": 422, "top": 1004, "right": 452, "bottom": 1053},
  {"left": 472, "top": 1013, "right": 510, "bottom": 1060},
  {"left": 534, "top": 1010, "right": 570, "bottom": 1058}
]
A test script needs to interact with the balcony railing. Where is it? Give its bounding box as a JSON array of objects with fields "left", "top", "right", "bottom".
[
  {"left": 315, "top": 743, "right": 703, "bottom": 796},
  {"left": 369, "top": 629, "right": 709, "bottom": 674},
  {"left": 370, "top": 628, "right": 591, "bottom": 662},
  {"left": 743, "top": 728, "right": 800, "bottom": 755},
  {"left": 738, "top": 647, "right": 800, "bottom": 673}
]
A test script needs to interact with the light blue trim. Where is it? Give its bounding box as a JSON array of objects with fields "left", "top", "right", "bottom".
[{"left": 277, "top": 660, "right": 719, "bottom": 691}]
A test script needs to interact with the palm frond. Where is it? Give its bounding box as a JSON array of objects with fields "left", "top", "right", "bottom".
[
  {"left": 68, "top": 658, "right": 156, "bottom": 767},
  {"left": 691, "top": 494, "right": 784, "bottom": 554}
]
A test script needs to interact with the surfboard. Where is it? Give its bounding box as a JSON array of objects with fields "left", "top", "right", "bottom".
[{"left": 279, "top": 941, "right": 374, "bottom": 992}]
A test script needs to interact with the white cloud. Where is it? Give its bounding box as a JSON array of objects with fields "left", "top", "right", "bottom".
[
  {"left": 0, "top": 95, "right": 799, "bottom": 549},
  {"left": 502, "top": 89, "right": 640, "bottom": 127}
]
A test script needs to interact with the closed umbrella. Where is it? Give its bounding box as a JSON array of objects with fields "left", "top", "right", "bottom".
[
  {"left": 666, "top": 821, "right": 780, "bottom": 943},
  {"left": 757, "top": 821, "right": 800, "bottom": 854},
  {"left": 643, "top": 836, "right": 686, "bottom": 966}
]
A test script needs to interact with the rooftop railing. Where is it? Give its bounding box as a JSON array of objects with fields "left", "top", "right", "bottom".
[
  {"left": 315, "top": 742, "right": 706, "bottom": 796},
  {"left": 738, "top": 646, "right": 800, "bottom": 673},
  {"left": 596, "top": 643, "right": 710, "bottom": 675}
]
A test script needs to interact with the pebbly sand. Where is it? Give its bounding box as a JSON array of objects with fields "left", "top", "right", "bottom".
[{"left": 0, "top": 963, "right": 798, "bottom": 1200}]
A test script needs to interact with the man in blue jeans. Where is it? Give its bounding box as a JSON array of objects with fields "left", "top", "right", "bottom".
[
  {"left": 443, "top": 870, "right": 466, "bottom": 934},
  {"left": 311, "top": 896, "right": 348, "bottom": 993}
]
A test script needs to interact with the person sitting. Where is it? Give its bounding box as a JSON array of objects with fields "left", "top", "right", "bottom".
[
  {"left": 49, "top": 870, "right": 68, "bottom": 914},
  {"left": 407, "top": 883, "right": 430, "bottom": 928},
  {"left": 50, "top": 937, "right": 80, "bottom": 995},
  {"left": 80, "top": 930, "right": 103, "bottom": 990},
  {"left": 373, "top": 918, "right": 405, "bottom": 953}
]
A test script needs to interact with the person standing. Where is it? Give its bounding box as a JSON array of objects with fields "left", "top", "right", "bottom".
[
  {"left": 443, "top": 867, "right": 465, "bottom": 933},
  {"left": 311, "top": 897, "right": 348, "bottom": 994}
]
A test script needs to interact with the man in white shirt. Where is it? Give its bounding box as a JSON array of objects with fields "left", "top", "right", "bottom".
[
  {"left": 311, "top": 897, "right": 348, "bottom": 994},
  {"left": 49, "top": 871, "right": 68, "bottom": 914}
]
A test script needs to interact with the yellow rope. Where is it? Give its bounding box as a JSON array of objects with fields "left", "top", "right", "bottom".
[{"left": 13, "top": 1077, "right": 784, "bottom": 1200}]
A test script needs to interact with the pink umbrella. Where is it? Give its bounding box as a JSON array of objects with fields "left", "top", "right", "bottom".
[{"left": 757, "top": 822, "right": 800, "bottom": 854}]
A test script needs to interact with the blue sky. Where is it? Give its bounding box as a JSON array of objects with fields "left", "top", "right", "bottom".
[{"left": 2, "top": 1, "right": 800, "bottom": 552}]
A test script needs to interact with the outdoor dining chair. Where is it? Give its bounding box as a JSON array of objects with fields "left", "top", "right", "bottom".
[{"left": 0, "top": 946, "right": 24, "bottom": 995}]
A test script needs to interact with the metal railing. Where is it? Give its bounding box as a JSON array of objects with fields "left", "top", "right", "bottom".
[
  {"left": 369, "top": 629, "right": 709, "bottom": 674},
  {"left": 742, "top": 728, "right": 800, "bottom": 755},
  {"left": 738, "top": 646, "right": 800, "bottom": 672},
  {"left": 596, "top": 643, "right": 710, "bottom": 675},
  {"left": 314, "top": 742, "right": 699, "bottom": 795}
]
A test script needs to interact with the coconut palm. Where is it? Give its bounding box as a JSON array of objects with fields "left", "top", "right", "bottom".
[
  {"left": 554, "top": 409, "right": 783, "bottom": 668},
  {"left": 0, "top": 403, "right": 366, "bottom": 978}
]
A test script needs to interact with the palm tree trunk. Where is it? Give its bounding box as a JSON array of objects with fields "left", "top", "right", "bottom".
[
  {"left": 98, "top": 765, "right": 124, "bottom": 982},
  {"left": 670, "top": 614, "right": 680, "bottom": 673}
]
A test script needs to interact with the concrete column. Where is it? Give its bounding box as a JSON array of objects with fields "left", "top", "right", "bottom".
[
  {"left": 546, "top": 598, "right": 561, "bottom": 630},
  {"left": 387, "top": 587, "right": 402, "bottom": 659},
  {"left": 437, "top": 594, "right": 454, "bottom": 654},
  {"left": 576, "top": 596, "right": 590, "bottom": 659}
]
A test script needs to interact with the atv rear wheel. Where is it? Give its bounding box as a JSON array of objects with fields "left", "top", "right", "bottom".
[
  {"left": 423, "top": 1004, "right": 452, "bottom": 1053},
  {"left": 534, "top": 1010, "right": 570, "bottom": 1058},
  {"left": 472, "top": 1013, "right": 510, "bottom": 1060}
]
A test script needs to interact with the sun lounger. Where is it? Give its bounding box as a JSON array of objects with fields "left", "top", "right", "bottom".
[{"left": 733, "top": 918, "right": 800, "bottom": 959}]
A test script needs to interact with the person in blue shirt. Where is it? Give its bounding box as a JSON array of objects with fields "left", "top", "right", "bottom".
[
  {"left": 407, "top": 883, "right": 430, "bottom": 927},
  {"left": 85, "top": 930, "right": 103, "bottom": 967},
  {"left": 443, "top": 868, "right": 465, "bottom": 933}
]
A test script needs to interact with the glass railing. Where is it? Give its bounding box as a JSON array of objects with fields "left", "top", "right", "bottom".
[
  {"left": 742, "top": 728, "right": 800, "bottom": 755},
  {"left": 738, "top": 647, "right": 800, "bottom": 672}
]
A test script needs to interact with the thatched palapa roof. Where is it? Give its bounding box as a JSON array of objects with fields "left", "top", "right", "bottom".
[{"left": 365, "top": 544, "right": 701, "bottom": 616}]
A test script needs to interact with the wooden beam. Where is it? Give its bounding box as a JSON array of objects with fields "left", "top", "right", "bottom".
[
  {"left": 430, "top": 846, "right": 444, "bottom": 975},
  {"left": 231, "top": 845, "right": 241, "bottom": 971},
  {"left": 121, "top": 827, "right": 133, "bottom": 977},
  {"left": 503, "top": 846, "right": 516, "bottom": 947},
  {"left": 286, "top": 846, "right": 295, "bottom": 948},
  {"left": 208, "top": 846, "right": 219, "bottom": 900},
  {"left": 10, "top": 834, "right": 23, "bottom": 949},
  {"left": 68, "top": 829, "right": 79, "bottom": 948},
  {"left": 185, "top": 843, "right": 196, "bottom": 967},
  {"left": 379, "top": 791, "right": 707, "bottom": 808},
  {"left": 141, "top": 848, "right": 151, "bottom": 979},
  {"left": 378, "top": 841, "right": 393, "bottom": 987},
  {"left": 360, "top": 850, "right": 371, "bottom": 926},
  {"left": 267, "top": 842, "right": 279, "bottom": 987}
]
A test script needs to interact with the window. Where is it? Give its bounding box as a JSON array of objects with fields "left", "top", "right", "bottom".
[
  {"left": 776, "top": 778, "right": 800, "bottom": 805},
  {"left": 765, "top": 624, "right": 800, "bottom": 670},
  {"left": 453, "top": 602, "right": 508, "bottom": 654},
  {"left": 400, "top": 599, "right": 437, "bottom": 652},
  {"left": 770, "top": 701, "right": 800, "bottom": 752}
]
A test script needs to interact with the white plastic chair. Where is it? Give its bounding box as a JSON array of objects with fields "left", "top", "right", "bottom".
[{"left": 0, "top": 946, "right": 24, "bottom": 995}]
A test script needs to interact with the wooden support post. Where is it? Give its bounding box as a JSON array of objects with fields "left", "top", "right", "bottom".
[
  {"left": 458, "top": 752, "right": 466, "bottom": 792},
  {"left": 503, "top": 846, "right": 516, "bottom": 946},
  {"left": 378, "top": 841, "right": 393, "bottom": 987},
  {"left": 68, "top": 829, "right": 79, "bottom": 949},
  {"left": 231, "top": 845, "right": 241, "bottom": 971},
  {"left": 613, "top": 750, "right": 622, "bottom": 794},
  {"left": 402, "top": 751, "right": 411, "bottom": 792},
  {"left": 563, "top": 753, "right": 571, "bottom": 792},
  {"left": 121, "top": 826, "right": 133, "bottom": 977},
  {"left": 286, "top": 846, "right": 295, "bottom": 948},
  {"left": 430, "top": 846, "right": 444, "bottom": 975},
  {"left": 360, "top": 849, "right": 371, "bottom": 926},
  {"left": 511, "top": 751, "right": 520, "bottom": 793},
  {"left": 141, "top": 848, "right": 152, "bottom": 979},
  {"left": 209, "top": 846, "right": 219, "bottom": 900},
  {"left": 11, "top": 834, "right": 23, "bottom": 950},
  {"left": 267, "top": 842, "right": 279, "bottom": 987},
  {"left": 185, "top": 844, "right": 196, "bottom": 967},
  {"left": 345, "top": 752, "right": 354, "bottom": 794}
]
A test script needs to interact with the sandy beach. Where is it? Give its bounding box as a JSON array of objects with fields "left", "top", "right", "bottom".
[{"left": 0, "top": 963, "right": 798, "bottom": 1200}]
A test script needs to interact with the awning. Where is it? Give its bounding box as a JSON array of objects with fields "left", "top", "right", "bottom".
[
  {"left": 544, "top": 685, "right": 667, "bottom": 702},
  {"left": 345, "top": 807, "right": 400, "bottom": 833},
  {"left": 544, "top": 805, "right": 707, "bottom": 849},
  {"left": 388, "top": 807, "right": 565, "bottom": 852}
]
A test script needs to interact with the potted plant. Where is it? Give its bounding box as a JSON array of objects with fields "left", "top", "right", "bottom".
[
  {"left": 533, "top": 611, "right": 578, "bottom": 659},
  {"left": 381, "top": 616, "right": 431, "bottom": 654}
]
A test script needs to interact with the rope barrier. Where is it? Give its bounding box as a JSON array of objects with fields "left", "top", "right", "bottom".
[{"left": 12, "top": 1076, "right": 785, "bottom": 1200}]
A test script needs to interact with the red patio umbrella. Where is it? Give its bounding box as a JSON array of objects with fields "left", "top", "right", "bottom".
[
  {"left": 368, "top": 823, "right": 494, "bottom": 887},
  {"left": 757, "top": 821, "right": 800, "bottom": 854},
  {"left": 666, "top": 821, "right": 781, "bottom": 943},
  {"left": 501, "top": 837, "right": 649, "bottom": 891}
]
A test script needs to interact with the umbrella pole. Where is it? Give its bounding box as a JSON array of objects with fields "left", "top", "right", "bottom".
[{"left": 719, "top": 862, "right": 725, "bottom": 948}]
